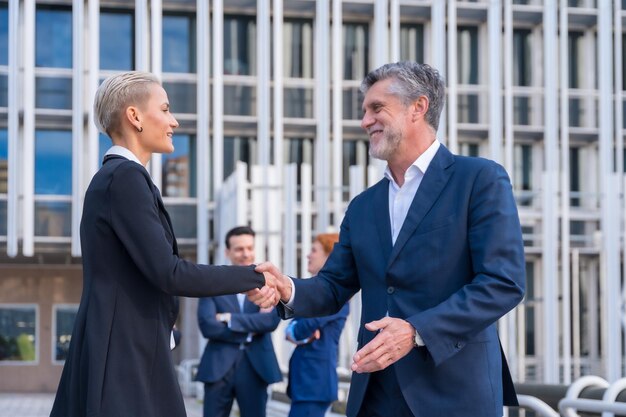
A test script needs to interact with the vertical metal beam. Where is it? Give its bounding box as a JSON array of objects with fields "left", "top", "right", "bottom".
[
  {"left": 273, "top": 0, "right": 284, "bottom": 169},
  {"left": 597, "top": 0, "right": 620, "bottom": 383},
  {"left": 331, "top": 0, "right": 343, "bottom": 228},
  {"left": 314, "top": 0, "right": 330, "bottom": 232},
  {"left": 431, "top": 1, "right": 446, "bottom": 141},
  {"left": 503, "top": 0, "right": 513, "bottom": 174},
  {"left": 6, "top": 0, "right": 19, "bottom": 257},
  {"left": 87, "top": 0, "right": 100, "bottom": 179},
  {"left": 542, "top": 0, "right": 559, "bottom": 384},
  {"left": 22, "top": 0, "right": 35, "bottom": 256},
  {"left": 373, "top": 0, "right": 388, "bottom": 68},
  {"left": 212, "top": 0, "right": 224, "bottom": 192},
  {"left": 559, "top": 0, "right": 571, "bottom": 384},
  {"left": 71, "top": 0, "right": 85, "bottom": 257},
  {"left": 196, "top": 0, "right": 210, "bottom": 265},
  {"left": 446, "top": 0, "right": 457, "bottom": 154},
  {"left": 150, "top": 0, "right": 163, "bottom": 186},
  {"left": 257, "top": 0, "right": 271, "bottom": 248},
  {"left": 135, "top": 0, "right": 149, "bottom": 71},
  {"left": 300, "top": 164, "right": 312, "bottom": 276},
  {"left": 390, "top": 0, "right": 400, "bottom": 63},
  {"left": 487, "top": 0, "right": 501, "bottom": 163}
]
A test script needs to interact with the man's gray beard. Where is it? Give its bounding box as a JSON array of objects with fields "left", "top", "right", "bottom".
[{"left": 369, "top": 130, "right": 402, "bottom": 161}]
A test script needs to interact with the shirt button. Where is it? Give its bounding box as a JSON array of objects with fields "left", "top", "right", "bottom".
[
  {"left": 454, "top": 342, "right": 463, "bottom": 349},
  {"left": 387, "top": 286, "right": 395, "bottom": 294}
]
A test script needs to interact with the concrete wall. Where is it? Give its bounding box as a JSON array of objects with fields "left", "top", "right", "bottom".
[{"left": 0, "top": 265, "right": 82, "bottom": 393}]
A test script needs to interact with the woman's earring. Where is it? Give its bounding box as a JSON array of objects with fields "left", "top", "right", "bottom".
[{"left": 137, "top": 126, "right": 143, "bottom": 133}]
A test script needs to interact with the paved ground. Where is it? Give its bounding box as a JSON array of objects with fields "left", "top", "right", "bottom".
[{"left": 0, "top": 393, "right": 205, "bottom": 417}]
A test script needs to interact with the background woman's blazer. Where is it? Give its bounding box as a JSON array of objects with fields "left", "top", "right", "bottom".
[
  {"left": 287, "top": 302, "right": 350, "bottom": 404},
  {"left": 50, "top": 156, "right": 264, "bottom": 417}
]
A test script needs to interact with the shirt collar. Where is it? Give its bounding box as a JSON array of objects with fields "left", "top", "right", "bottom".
[
  {"left": 383, "top": 139, "right": 441, "bottom": 184},
  {"left": 105, "top": 145, "right": 145, "bottom": 167}
]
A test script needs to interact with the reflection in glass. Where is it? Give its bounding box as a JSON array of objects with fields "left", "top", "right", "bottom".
[
  {"left": 342, "top": 87, "right": 362, "bottom": 120},
  {"left": 457, "top": 26, "right": 479, "bottom": 124},
  {"left": 284, "top": 88, "right": 313, "bottom": 118},
  {"left": 35, "top": 130, "right": 72, "bottom": 195},
  {"left": 163, "top": 14, "right": 196, "bottom": 73},
  {"left": 0, "top": 201, "right": 6, "bottom": 235},
  {"left": 400, "top": 24, "right": 424, "bottom": 63},
  {"left": 569, "top": 31, "right": 584, "bottom": 127},
  {"left": 0, "top": 307, "right": 37, "bottom": 362},
  {"left": 0, "top": 129, "right": 6, "bottom": 193},
  {"left": 100, "top": 11, "right": 134, "bottom": 70},
  {"left": 283, "top": 19, "right": 313, "bottom": 78},
  {"left": 514, "top": 144, "right": 533, "bottom": 206},
  {"left": 164, "top": 204, "right": 196, "bottom": 238},
  {"left": 0, "top": 74, "right": 7, "bottom": 107},
  {"left": 224, "top": 85, "right": 255, "bottom": 116},
  {"left": 163, "top": 82, "right": 197, "bottom": 114},
  {"left": 36, "top": 77, "right": 72, "bottom": 109},
  {"left": 99, "top": 133, "right": 112, "bottom": 165},
  {"left": 0, "top": 4, "right": 7, "bottom": 66},
  {"left": 513, "top": 29, "right": 532, "bottom": 87},
  {"left": 35, "top": 202, "right": 71, "bottom": 237},
  {"left": 55, "top": 307, "right": 77, "bottom": 362},
  {"left": 224, "top": 15, "right": 256, "bottom": 75},
  {"left": 570, "top": 147, "right": 581, "bottom": 207},
  {"left": 36, "top": 7, "right": 72, "bottom": 68},
  {"left": 344, "top": 23, "right": 369, "bottom": 80},
  {"left": 163, "top": 134, "right": 196, "bottom": 198},
  {"left": 224, "top": 136, "right": 255, "bottom": 179}
]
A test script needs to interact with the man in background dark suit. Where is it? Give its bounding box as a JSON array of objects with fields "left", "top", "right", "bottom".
[{"left": 196, "top": 226, "right": 282, "bottom": 417}]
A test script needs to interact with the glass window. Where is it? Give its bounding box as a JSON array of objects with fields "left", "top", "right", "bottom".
[
  {"left": 163, "top": 81, "right": 197, "bottom": 114},
  {"left": 513, "top": 29, "right": 532, "bottom": 87},
  {"left": 224, "top": 85, "right": 256, "bottom": 116},
  {"left": 224, "top": 15, "right": 256, "bottom": 75},
  {"left": 35, "top": 77, "right": 72, "bottom": 109},
  {"left": 570, "top": 147, "right": 581, "bottom": 207},
  {"left": 344, "top": 23, "right": 369, "bottom": 80},
  {"left": 0, "top": 74, "right": 7, "bottom": 107},
  {"left": 54, "top": 306, "right": 77, "bottom": 362},
  {"left": 523, "top": 262, "right": 536, "bottom": 356},
  {"left": 99, "top": 133, "right": 112, "bottom": 165},
  {"left": 0, "top": 4, "right": 7, "bottom": 66},
  {"left": 163, "top": 14, "right": 196, "bottom": 73},
  {"left": 162, "top": 134, "right": 196, "bottom": 198},
  {"left": 35, "top": 130, "right": 72, "bottom": 195},
  {"left": 283, "top": 19, "right": 313, "bottom": 78},
  {"left": 224, "top": 136, "right": 255, "bottom": 179},
  {"left": 457, "top": 26, "right": 479, "bottom": 123},
  {"left": 400, "top": 24, "right": 424, "bottom": 63},
  {"left": 100, "top": 10, "right": 134, "bottom": 70},
  {"left": 284, "top": 88, "right": 313, "bottom": 118},
  {"left": 36, "top": 6, "right": 72, "bottom": 68},
  {"left": 0, "top": 129, "right": 7, "bottom": 236},
  {"left": 514, "top": 143, "right": 533, "bottom": 206},
  {"left": 568, "top": 31, "right": 584, "bottom": 127},
  {"left": 0, "top": 305, "right": 37, "bottom": 363},
  {"left": 164, "top": 204, "right": 196, "bottom": 239}
]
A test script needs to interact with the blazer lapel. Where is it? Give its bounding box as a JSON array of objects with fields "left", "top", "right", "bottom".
[
  {"left": 387, "top": 145, "right": 455, "bottom": 268},
  {"left": 372, "top": 179, "right": 393, "bottom": 264}
]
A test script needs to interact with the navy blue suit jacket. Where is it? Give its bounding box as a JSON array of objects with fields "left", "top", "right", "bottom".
[
  {"left": 50, "top": 156, "right": 264, "bottom": 417},
  {"left": 196, "top": 295, "right": 282, "bottom": 385},
  {"left": 287, "top": 302, "right": 350, "bottom": 403},
  {"left": 278, "top": 145, "right": 526, "bottom": 417}
]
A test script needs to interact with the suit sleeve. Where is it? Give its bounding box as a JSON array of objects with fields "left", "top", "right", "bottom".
[
  {"left": 197, "top": 297, "right": 247, "bottom": 344},
  {"left": 229, "top": 308, "right": 281, "bottom": 334},
  {"left": 108, "top": 162, "right": 264, "bottom": 297},
  {"left": 407, "top": 161, "right": 526, "bottom": 366},
  {"left": 291, "top": 304, "right": 350, "bottom": 341}
]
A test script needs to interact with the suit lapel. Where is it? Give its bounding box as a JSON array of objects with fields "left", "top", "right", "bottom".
[
  {"left": 372, "top": 179, "right": 393, "bottom": 265},
  {"left": 387, "top": 146, "right": 455, "bottom": 268}
]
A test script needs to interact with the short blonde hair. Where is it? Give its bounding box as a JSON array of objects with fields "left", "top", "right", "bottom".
[
  {"left": 93, "top": 71, "right": 160, "bottom": 137},
  {"left": 315, "top": 233, "right": 339, "bottom": 255}
]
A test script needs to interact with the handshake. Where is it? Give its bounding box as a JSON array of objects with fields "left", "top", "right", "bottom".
[{"left": 246, "top": 262, "right": 292, "bottom": 308}]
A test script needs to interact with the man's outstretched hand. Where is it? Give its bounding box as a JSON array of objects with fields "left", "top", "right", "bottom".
[{"left": 247, "top": 262, "right": 292, "bottom": 308}]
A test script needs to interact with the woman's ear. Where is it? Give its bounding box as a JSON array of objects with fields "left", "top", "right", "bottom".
[{"left": 125, "top": 105, "right": 142, "bottom": 131}]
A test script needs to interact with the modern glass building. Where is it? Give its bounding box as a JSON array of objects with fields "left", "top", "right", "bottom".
[{"left": 0, "top": 0, "right": 625, "bottom": 394}]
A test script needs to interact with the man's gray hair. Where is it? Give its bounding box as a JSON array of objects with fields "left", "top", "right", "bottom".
[
  {"left": 93, "top": 71, "right": 160, "bottom": 137},
  {"left": 360, "top": 62, "right": 446, "bottom": 131}
]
